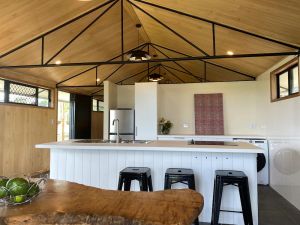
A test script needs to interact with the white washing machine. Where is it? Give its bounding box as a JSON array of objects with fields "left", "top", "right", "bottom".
[{"left": 233, "top": 138, "right": 269, "bottom": 185}]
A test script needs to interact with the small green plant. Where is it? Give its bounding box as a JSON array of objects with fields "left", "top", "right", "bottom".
[{"left": 159, "top": 118, "right": 173, "bottom": 135}]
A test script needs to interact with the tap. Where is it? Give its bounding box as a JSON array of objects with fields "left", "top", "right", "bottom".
[{"left": 112, "top": 119, "right": 120, "bottom": 143}]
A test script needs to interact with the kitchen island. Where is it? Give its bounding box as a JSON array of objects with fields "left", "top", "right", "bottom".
[{"left": 36, "top": 140, "right": 263, "bottom": 225}]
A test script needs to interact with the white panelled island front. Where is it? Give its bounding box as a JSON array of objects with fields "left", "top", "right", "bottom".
[{"left": 36, "top": 140, "right": 263, "bottom": 225}]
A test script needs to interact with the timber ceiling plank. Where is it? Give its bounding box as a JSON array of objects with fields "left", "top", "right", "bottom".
[
  {"left": 0, "top": 0, "right": 106, "bottom": 53},
  {"left": 0, "top": 0, "right": 299, "bottom": 94},
  {"left": 138, "top": 0, "right": 300, "bottom": 47}
]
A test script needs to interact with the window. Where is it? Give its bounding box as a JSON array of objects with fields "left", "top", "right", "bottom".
[
  {"left": 92, "top": 99, "right": 104, "bottom": 112},
  {"left": 0, "top": 78, "right": 51, "bottom": 107},
  {"left": 57, "top": 91, "right": 71, "bottom": 141},
  {"left": 0, "top": 79, "right": 4, "bottom": 102},
  {"left": 271, "top": 57, "right": 299, "bottom": 102}
]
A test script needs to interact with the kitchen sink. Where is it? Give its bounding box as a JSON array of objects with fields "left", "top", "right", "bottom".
[{"left": 73, "top": 139, "right": 151, "bottom": 144}]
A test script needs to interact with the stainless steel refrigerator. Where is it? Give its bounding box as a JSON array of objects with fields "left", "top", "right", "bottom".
[{"left": 109, "top": 109, "right": 135, "bottom": 140}]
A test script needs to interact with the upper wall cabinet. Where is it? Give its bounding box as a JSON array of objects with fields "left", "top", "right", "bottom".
[{"left": 135, "top": 82, "right": 157, "bottom": 140}]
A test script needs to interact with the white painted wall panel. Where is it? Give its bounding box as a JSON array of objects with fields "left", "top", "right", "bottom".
[{"left": 50, "top": 149, "right": 258, "bottom": 225}]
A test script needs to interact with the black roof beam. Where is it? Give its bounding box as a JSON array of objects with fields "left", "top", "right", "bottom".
[
  {"left": 132, "top": 0, "right": 300, "bottom": 50},
  {"left": 151, "top": 44, "right": 204, "bottom": 82},
  {"left": 45, "top": 0, "right": 118, "bottom": 65},
  {"left": 0, "top": 0, "right": 117, "bottom": 60},
  {"left": 151, "top": 43, "right": 255, "bottom": 80},
  {"left": 161, "top": 65, "right": 185, "bottom": 83},
  {"left": 117, "top": 64, "right": 159, "bottom": 84},
  {"left": 56, "top": 43, "right": 147, "bottom": 87},
  {"left": 0, "top": 51, "right": 297, "bottom": 69},
  {"left": 128, "top": 0, "right": 209, "bottom": 56}
]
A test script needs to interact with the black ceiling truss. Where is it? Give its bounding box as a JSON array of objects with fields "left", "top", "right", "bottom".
[
  {"left": 0, "top": 0, "right": 298, "bottom": 97},
  {"left": 161, "top": 64, "right": 185, "bottom": 83},
  {"left": 151, "top": 43, "right": 256, "bottom": 80},
  {"left": 0, "top": 52, "right": 297, "bottom": 70},
  {"left": 56, "top": 43, "right": 147, "bottom": 88},
  {"left": 0, "top": 0, "right": 116, "bottom": 60},
  {"left": 45, "top": 0, "right": 118, "bottom": 65},
  {"left": 132, "top": 0, "right": 300, "bottom": 50},
  {"left": 116, "top": 64, "right": 159, "bottom": 84},
  {"left": 150, "top": 43, "right": 206, "bottom": 82}
]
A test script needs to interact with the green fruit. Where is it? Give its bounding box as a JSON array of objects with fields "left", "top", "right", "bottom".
[
  {"left": 27, "top": 182, "right": 40, "bottom": 197},
  {"left": 0, "top": 187, "right": 8, "bottom": 199},
  {"left": 0, "top": 178, "right": 8, "bottom": 187},
  {"left": 12, "top": 195, "right": 26, "bottom": 203},
  {"left": 0, "top": 178, "right": 9, "bottom": 199},
  {"left": 6, "top": 178, "right": 30, "bottom": 196}
]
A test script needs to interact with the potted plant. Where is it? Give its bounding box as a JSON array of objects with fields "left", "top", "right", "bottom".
[{"left": 159, "top": 118, "right": 173, "bottom": 135}]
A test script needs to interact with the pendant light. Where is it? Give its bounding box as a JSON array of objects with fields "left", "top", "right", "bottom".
[
  {"left": 127, "top": 24, "right": 151, "bottom": 61},
  {"left": 148, "top": 65, "right": 164, "bottom": 82}
]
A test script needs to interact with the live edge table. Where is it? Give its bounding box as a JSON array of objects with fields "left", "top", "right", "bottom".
[
  {"left": 0, "top": 180, "right": 203, "bottom": 225},
  {"left": 36, "top": 140, "right": 263, "bottom": 225}
]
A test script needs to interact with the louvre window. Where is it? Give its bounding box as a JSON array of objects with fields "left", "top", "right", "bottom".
[
  {"left": 9, "top": 83, "right": 37, "bottom": 105},
  {"left": 0, "top": 79, "right": 51, "bottom": 107}
]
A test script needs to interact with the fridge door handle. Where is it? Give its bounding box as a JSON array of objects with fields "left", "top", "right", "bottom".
[{"left": 135, "top": 126, "right": 138, "bottom": 136}]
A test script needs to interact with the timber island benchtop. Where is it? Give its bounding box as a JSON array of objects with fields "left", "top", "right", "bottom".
[{"left": 0, "top": 180, "right": 204, "bottom": 225}]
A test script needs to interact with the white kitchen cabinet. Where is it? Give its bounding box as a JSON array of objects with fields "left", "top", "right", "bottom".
[{"left": 135, "top": 82, "right": 157, "bottom": 140}]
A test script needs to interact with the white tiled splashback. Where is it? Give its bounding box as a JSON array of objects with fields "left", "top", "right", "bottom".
[{"left": 268, "top": 137, "right": 300, "bottom": 210}]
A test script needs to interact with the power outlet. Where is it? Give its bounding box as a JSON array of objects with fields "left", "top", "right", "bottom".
[{"left": 183, "top": 123, "right": 189, "bottom": 128}]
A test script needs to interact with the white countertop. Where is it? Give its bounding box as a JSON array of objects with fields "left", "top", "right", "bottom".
[
  {"left": 157, "top": 134, "right": 267, "bottom": 139},
  {"left": 36, "top": 140, "right": 263, "bottom": 154}
]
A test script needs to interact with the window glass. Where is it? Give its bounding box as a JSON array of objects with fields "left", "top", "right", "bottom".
[
  {"left": 291, "top": 66, "right": 299, "bottom": 94},
  {"left": 38, "top": 88, "right": 50, "bottom": 107},
  {"left": 98, "top": 101, "right": 104, "bottom": 111},
  {"left": 9, "top": 83, "right": 36, "bottom": 105},
  {"left": 278, "top": 72, "right": 289, "bottom": 98},
  {"left": 93, "top": 99, "right": 98, "bottom": 111},
  {"left": 57, "top": 91, "right": 71, "bottom": 141},
  {"left": 0, "top": 79, "right": 4, "bottom": 102},
  {"left": 58, "top": 91, "right": 70, "bottom": 102}
]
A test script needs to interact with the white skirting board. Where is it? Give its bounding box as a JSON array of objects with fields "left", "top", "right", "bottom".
[{"left": 50, "top": 149, "right": 258, "bottom": 225}]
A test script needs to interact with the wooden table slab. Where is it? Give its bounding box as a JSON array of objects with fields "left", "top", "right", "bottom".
[{"left": 0, "top": 180, "right": 204, "bottom": 225}]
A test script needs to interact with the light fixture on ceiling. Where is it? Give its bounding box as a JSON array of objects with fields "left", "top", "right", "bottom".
[
  {"left": 148, "top": 66, "right": 164, "bottom": 82},
  {"left": 226, "top": 50, "right": 234, "bottom": 56},
  {"left": 127, "top": 24, "right": 151, "bottom": 61},
  {"left": 55, "top": 60, "right": 62, "bottom": 65}
]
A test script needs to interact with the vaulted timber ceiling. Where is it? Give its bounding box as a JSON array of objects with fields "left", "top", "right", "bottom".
[{"left": 0, "top": 0, "right": 299, "bottom": 99}]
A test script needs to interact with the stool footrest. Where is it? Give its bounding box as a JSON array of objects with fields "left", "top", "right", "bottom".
[{"left": 220, "top": 209, "right": 243, "bottom": 214}]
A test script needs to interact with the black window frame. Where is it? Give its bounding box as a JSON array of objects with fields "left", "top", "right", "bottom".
[
  {"left": 0, "top": 78, "right": 51, "bottom": 108},
  {"left": 276, "top": 64, "right": 299, "bottom": 98},
  {"left": 271, "top": 57, "right": 299, "bottom": 102},
  {"left": 92, "top": 99, "right": 103, "bottom": 112}
]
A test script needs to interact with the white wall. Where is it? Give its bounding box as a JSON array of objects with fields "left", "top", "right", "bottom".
[
  {"left": 117, "top": 85, "right": 135, "bottom": 108},
  {"left": 158, "top": 82, "right": 259, "bottom": 135},
  {"left": 256, "top": 56, "right": 300, "bottom": 137},
  {"left": 255, "top": 56, "right": 300, "bottom": 210},
  {"left": 103, "top": 81, "right": 118, "bottom": 139},
  {"left": 117, "top": 82, "right": 260, "bottom": 136}
]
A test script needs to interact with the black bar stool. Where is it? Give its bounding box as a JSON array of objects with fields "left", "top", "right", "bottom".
[
  {"left": 164, "top": 168, "right": 199, "bottom": 225},
  {"left": 211, "top": 170, "right": 253, "bottom": 225},
  {"left": 118, "top": 167, "right": 153, "bottom": 192}
]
